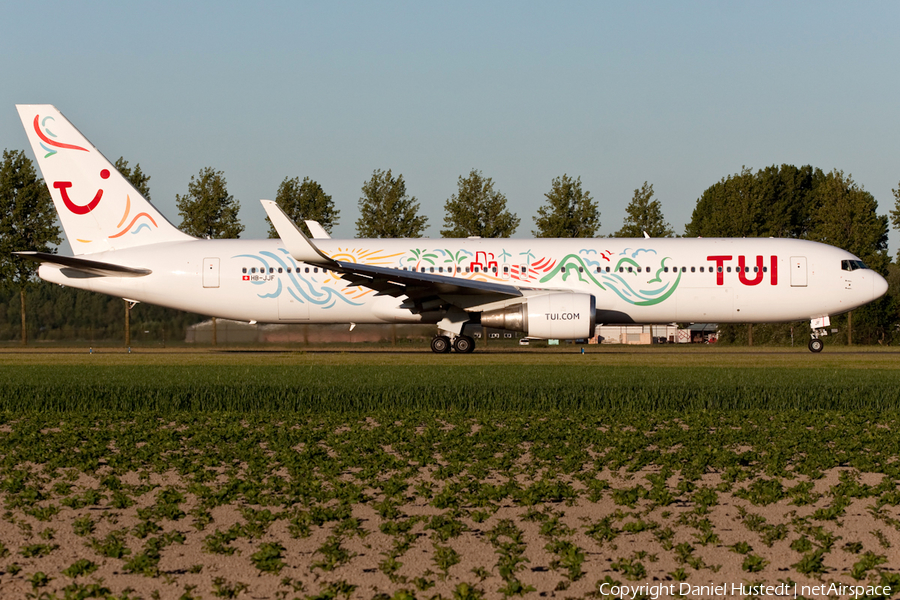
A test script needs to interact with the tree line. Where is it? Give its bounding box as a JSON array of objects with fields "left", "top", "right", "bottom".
[{"left": 2, "top": 147, "right": 899, "bottom": 344}]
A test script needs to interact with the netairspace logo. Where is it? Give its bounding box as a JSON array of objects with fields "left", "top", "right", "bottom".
[{"left": 595, "top": 582, "right": 892, "bottom": 599}]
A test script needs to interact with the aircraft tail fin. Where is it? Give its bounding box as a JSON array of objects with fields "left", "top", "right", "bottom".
[{"left": 16, "top": 105, "right": 192, "bottom": 255}]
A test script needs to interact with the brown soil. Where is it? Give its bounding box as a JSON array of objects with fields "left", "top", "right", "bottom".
[{"left": 1, "top": 468, "right": 898, "bottom": 599}]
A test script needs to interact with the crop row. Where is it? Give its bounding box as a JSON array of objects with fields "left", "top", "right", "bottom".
[
  {"left": 3, "top": 364, "right": 900, "bottom": 411},
  {"left": 0, "top": 408, "right": 899, "bottom": 480},
  {"left": 0, "top": 410, "right": 899, "bottom": 598}
]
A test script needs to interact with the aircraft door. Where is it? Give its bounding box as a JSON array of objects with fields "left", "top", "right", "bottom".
[
  {"left": 790, "top": 256, "right": 807, "bottom": 287},
  {"left": 202, "top": 258, "right": 220, "bottom": 288},
  {"left": 278, "top": 288, "right": 310, "bottom": 321}
]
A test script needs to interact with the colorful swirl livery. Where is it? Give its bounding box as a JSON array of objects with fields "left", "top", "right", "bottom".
[{"left": 13, "top": 105, "right": 887, "bottom": 353}]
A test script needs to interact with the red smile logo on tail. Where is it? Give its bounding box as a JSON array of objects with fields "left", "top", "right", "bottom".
[{"left": 54, "top": 169, "right": 109, "bottom": 215}]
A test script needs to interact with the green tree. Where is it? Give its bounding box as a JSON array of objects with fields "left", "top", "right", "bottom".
[
  {"left": 613, "top": 182, "right": 674, "bottom": 238},
  {"left": 267, "top": 176, "right": 339, "bottom": 238},
  {"left": 807, "top": 170, "right": 889, "bottom": 274},
  {"left": 687, "top": 164, "right": 891, "bottom": 346},
  {"left": 176, "top": 167, "right": 244, "bottom": 239},
  {"left": 441, "top": 169, "right": 519, "bottom": 237},
  {"left": 114, "top": 157, "right": 151, "bottom": 199},
  {"left": 533, "top": 174, "right": 600, "bottom": 238},
  {"left": 0, "top": 149, "right": 62, "bottom": 344},
  {"left": 356, "top": 169, "right": 427, "bottom": 238},
  {"left": 685, "top": 165, "right": 819, "bottom": 238},
  {"left": 0, "top": 284, "right": 204, "bottom": 343},
  {"left": 890, "top": 181, "right": 900, "bottom": 262}
]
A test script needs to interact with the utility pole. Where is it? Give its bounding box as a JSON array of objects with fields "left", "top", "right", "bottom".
[
  {"left": 124, "top": 300, "right": 131, "bottom": 347},
  {"left": 19, "top": 290, "right": 27, "bottom": 345}
]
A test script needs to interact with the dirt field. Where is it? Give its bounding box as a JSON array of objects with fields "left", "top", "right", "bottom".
[
  {"left": 1, "top": 349, "right": 898, "bottom": 599},
  {"left": 1, "top": 453, "right": 898, "bottom": 599}
]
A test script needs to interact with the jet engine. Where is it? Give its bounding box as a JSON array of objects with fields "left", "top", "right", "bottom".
[{"left": 479, "top": 293, "right": 596, "bottom": 340}]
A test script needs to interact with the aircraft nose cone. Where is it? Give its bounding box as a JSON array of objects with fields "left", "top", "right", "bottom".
[{"left": 874, "top": 272, "right": 889, "bottom": 300}]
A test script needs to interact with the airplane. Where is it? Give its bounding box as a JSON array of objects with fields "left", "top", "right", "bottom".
[{"left": 13, "top": 105, "right": 889, "bottom": 353}]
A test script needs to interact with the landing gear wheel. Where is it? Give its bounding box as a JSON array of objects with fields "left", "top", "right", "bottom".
[
  {"left": 431, "top": 335, "right": 452, "bottom": 354},
  {"left": 453, "top": 335, "right": 475, "bottom": 353},
  {"left": 808, "top": 338, "right": 824, "bottom": 353}
]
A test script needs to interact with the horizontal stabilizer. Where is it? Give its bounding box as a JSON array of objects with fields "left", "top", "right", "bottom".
[{"left": 14, "top": 251, "right": 151, "bottom": 277}]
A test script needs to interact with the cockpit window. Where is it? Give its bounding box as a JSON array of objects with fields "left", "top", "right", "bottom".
[{"left": 841, "top": 259, "right": 869, "bottom": 271}]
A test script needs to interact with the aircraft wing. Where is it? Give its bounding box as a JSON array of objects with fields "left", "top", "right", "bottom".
[
  {"left": 304, "top": 220, "right": 332, "bottom": 239},
  {"left": 14, "top": 251, "right": 152, "bottom": 277},
  {"left": 261, "top": 200, "right": 525, "bottom": 309}
]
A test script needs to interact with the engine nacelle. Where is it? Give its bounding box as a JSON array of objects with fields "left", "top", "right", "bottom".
[{"left": 480, "top": 293, "right": 596, "bottom": 340}]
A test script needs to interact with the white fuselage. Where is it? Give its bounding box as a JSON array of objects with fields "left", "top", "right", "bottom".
[{"left": 38, "top": 237, "right": 886, "bottom": 327}]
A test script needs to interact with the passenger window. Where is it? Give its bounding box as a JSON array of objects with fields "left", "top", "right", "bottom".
[
  {"left": 664, "top": 267, "right": 668, "bottom": 273},
  {"left": 691, "top": 267, "right": 695, "bottom": 273},
  {"left": 313, "top": 268, "right": 318, "bottom": 273},
  {"left": 579, "top": 267, "right": 583, "bottom": 273},
  {"left": 278, "top": 268, "right": 283, "bottom": 273},
  {"left": 700, "top": 267, "right": 704, "bottom": 273},
  {"left": 628, "top": 267, "right": 633, "bottom": 273},
  {"left": 492, "top": 267, "right": 497, "bottom": 273},
  {"left": 561, "top": 267, "right": 566, "bottom": 274},
  {"left": 305, "top": 267, "right": 309, "bottom": 273},
  {"left": 681, "top": 267, "right": 686, "bottom": 273},
  {"left": 726, "top": 267, "right": 731, "bottom": 273},
  {"left": 430, "top": 267, "right": 435, "bottom": 273},
  {"left": 717, "top": 266, "right": 722, "bottom": 273},
  {"left": 242, "top": 267, "right": 247, "bottom": 273},
  {"left": 438, "top": 267, "right": 443, "bottom": 273},
  {"left": 251, "top": 268, "right": 256, "bottom": 273}
]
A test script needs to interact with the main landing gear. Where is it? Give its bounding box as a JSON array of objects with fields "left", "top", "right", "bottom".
[
  {"left": 808, "top": 338, "right": 824, "bottom": 353},
  {"left": 430, "top": 334, "right": 475, "bottom": 353}
]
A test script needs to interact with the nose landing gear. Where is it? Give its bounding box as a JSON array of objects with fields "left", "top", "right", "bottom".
[{"left": 808, "top": 316, "right": 830, "bottom": 353}]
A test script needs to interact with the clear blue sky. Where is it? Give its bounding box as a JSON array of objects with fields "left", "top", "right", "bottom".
[{"left": 2, "top": 1, "right": 899, "bottom": 253}]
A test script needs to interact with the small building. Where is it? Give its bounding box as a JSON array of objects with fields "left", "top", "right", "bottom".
[
  {"left": 679, "top": 323, "right": 718, "bottom": 343},
  {"left": 591, "top": 324, "right": 680, "bottom": 345}
]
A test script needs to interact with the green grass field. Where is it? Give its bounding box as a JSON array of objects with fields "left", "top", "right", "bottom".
[{"left": 2, "top": 346, "right": 900, "bottom": 412}]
